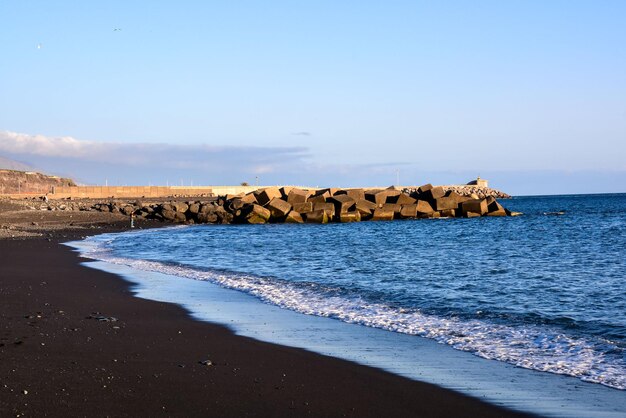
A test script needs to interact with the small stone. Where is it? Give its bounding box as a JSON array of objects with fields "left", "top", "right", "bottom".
[{"left": 199, "top": 359, "right": 213, "bottom": 366}]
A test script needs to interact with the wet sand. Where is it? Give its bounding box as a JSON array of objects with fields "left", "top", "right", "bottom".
[{"left": 0, "top": 201, "right": 532, "bottom": 417}]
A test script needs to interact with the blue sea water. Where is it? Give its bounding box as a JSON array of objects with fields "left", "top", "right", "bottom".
[{"left": 73, "top": 194, "right": 626, "bottom": 414}]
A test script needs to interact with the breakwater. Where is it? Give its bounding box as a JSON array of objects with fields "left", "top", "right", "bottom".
[{"left": 31, "top": 184, "right": 517, "bottom": 224}]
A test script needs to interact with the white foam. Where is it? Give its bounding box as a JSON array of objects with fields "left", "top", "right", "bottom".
[{"left": 76, "top": 236, "right": 626, "bottom": 390}]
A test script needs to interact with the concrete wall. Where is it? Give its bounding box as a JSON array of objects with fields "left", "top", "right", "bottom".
[
  {"left": 51, "top": 186, "right": 214, "bottom": 199},
  {"left": 48, "top": 185, "right": 321, "bottom": 199}
]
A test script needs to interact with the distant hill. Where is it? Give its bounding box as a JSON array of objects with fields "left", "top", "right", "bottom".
[
  {"left": 0, "top": 155, "right": 34, "bottom": 171},
  {"left": 0, "top": 169, "right": 76, "bottom": 195}
]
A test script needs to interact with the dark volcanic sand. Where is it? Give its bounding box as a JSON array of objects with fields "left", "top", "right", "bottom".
[{"left": 0, "top": 229, "right": 533, "bottom": 417}]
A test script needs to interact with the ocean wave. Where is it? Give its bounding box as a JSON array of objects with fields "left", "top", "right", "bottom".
[{"left": 76, "top": 235, "right": 626, "bottom": 390}]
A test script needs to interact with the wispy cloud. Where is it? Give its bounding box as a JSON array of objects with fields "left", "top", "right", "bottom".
[
  {"left": 291, "top": 131, "right": 311, "bottom": 136},
  {"left": 0, "top": 131, "right": 308, "bottom": 182},
  {"left": 0, "top": 130, "right": 309, "bottom": 174}
]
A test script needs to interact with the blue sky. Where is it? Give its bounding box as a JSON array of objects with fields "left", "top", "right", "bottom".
[{"left": 1, "top": 1, "right": 624, "bottom": 195}]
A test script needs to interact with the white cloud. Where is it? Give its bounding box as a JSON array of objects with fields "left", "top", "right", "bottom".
[
  {"left": 0, "top": 130, "right": 308, "bottom": 169},
  {"left": 0, "top": 131, "right": 104, "bottom": 158}
]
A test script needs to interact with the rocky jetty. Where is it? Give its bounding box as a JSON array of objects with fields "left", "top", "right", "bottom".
[
  {"left": 16, "top": 184, "right": 518, "bottom": 226},
  {"left": 218, "top": 185, "right": 517, "bottom": 224}
]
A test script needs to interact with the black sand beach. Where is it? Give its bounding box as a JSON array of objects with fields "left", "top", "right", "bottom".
[{"left": 0, "top": 206, "right": 532, "bottom": 417}]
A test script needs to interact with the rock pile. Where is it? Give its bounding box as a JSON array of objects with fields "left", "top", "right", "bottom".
[
  {"left": 18, "top": 184, "right": 518, "bottom": 225},
  {"left": 90, "top": 199, "right": 233, "bottom": 224},
  {"left": 403, "top": 185, "right": 511, "bottom": 199},
  {"left": 220, "top": 185, "right": 516, "bottom": 224}
]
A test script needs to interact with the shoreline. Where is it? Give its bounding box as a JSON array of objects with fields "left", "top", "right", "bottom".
[{"left": 0, "top": 216, "right": 531, "bottom": 416}]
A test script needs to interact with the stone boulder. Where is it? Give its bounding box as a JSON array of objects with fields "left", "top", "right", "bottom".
[
  {"left": 188, "top": 202, "right": 201, "bottom": 214},
  {"left": 172, "top": 202, "right": 189, "bottom": 213},
  {"left": 161, "top": 209, "right": 176, "bottom": 221}
]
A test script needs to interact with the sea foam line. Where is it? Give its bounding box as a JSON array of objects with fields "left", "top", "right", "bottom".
[{"left": 77, "top": 237, "right": 626, "bottom": 390}]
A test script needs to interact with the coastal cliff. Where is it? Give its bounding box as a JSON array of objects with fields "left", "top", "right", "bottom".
[{"left": 0, "top": 169, "right": 75, "bottom": 194}]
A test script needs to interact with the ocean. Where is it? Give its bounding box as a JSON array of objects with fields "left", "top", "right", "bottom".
[{"left": 70, "top": 193, "right": 626, "bottom": 417}]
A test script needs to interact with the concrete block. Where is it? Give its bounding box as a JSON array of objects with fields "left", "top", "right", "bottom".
[
  {"left": 417, "top": 183, "right": 433, "bottom": 193},
  {"left": 267, "top": 198, "right": 292, "bottom": 219},
  {"left": 255, "top": 187, "right": 282, "bottom": 206},
  {"left": 304, "top": 209, "right": 328, "bottom": 224},
  {"left": 372, "top": 208, "right": 394, "bottom": 221},
  {"left": 382, "top": 203, "right": 402, "bottom": 215},
  {"left": 418, "top": 186, "right": 445, "bottom": 201},
  {"left": 287, "top": 188, "right": 311, "bottom": 204},
  {"left": 460, "top": 199, "right": 488, "bottom": 215},
  {"left": 434, "top": 197, "right": 458, "bottom": 211},
  {"left": 356, "top": 199, "right": 376, "bottom": 219},
  {"left": 240, "top": 193, "right": 258, "bottom": 204},
  {"left": 339, "top": 211, "right": 361, "bottom": 223},
  {"left": 394, "top": 194, "right": 417, "bottom": 205},
  {"left": 400, "top": 204, "right": 418, "bottom": 218},
  {"left": 416, "top": 200, "right": 434, "bottom": 214},
  {"left": 314, "top": 202, "right": 335, "bottom": 219},
  {"left": 487, "top": 199, "right": 502, "bottom": 213},
  {"left": 246, "top": 204, "right": 271, "bottom": 224},
  {"left": 225, "top": 193, "right": 244, "bottom": 200},
  {"left": 307, "top": 194, "right": 327, "bottom": 204},
  {"left": 279, "top": 187, "right": 294, "bottom": 199},
  {"left": 292, "top": 202, "right": 313, "bottom": 214},
  {"left": 346, "top": 189, "right": 365, "bottom": 201},
  {"left": 486, "top": 209, "right": 507, "bottom": 217},
  {"left": 446, "top": 191, "right": 470, "bottom": 204},
  {"left": 365, "top": 189, "right": 401, "bottom": 205},
  {"left": 465, "top": 211, "right": 481, "bottom": 218},
  {"left": 328, "top": 195, "right": 356, "bottom": 214},
  {"left": 439, "top": 209, "right": 456, "bottom": 218},
  {"left": 285, "top": 210, "right": 304, "bottom": 223}
]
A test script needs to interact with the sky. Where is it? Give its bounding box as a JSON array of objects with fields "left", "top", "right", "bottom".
[{"left": 1, "top": 1, "right": 624, "bottom": 195}]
